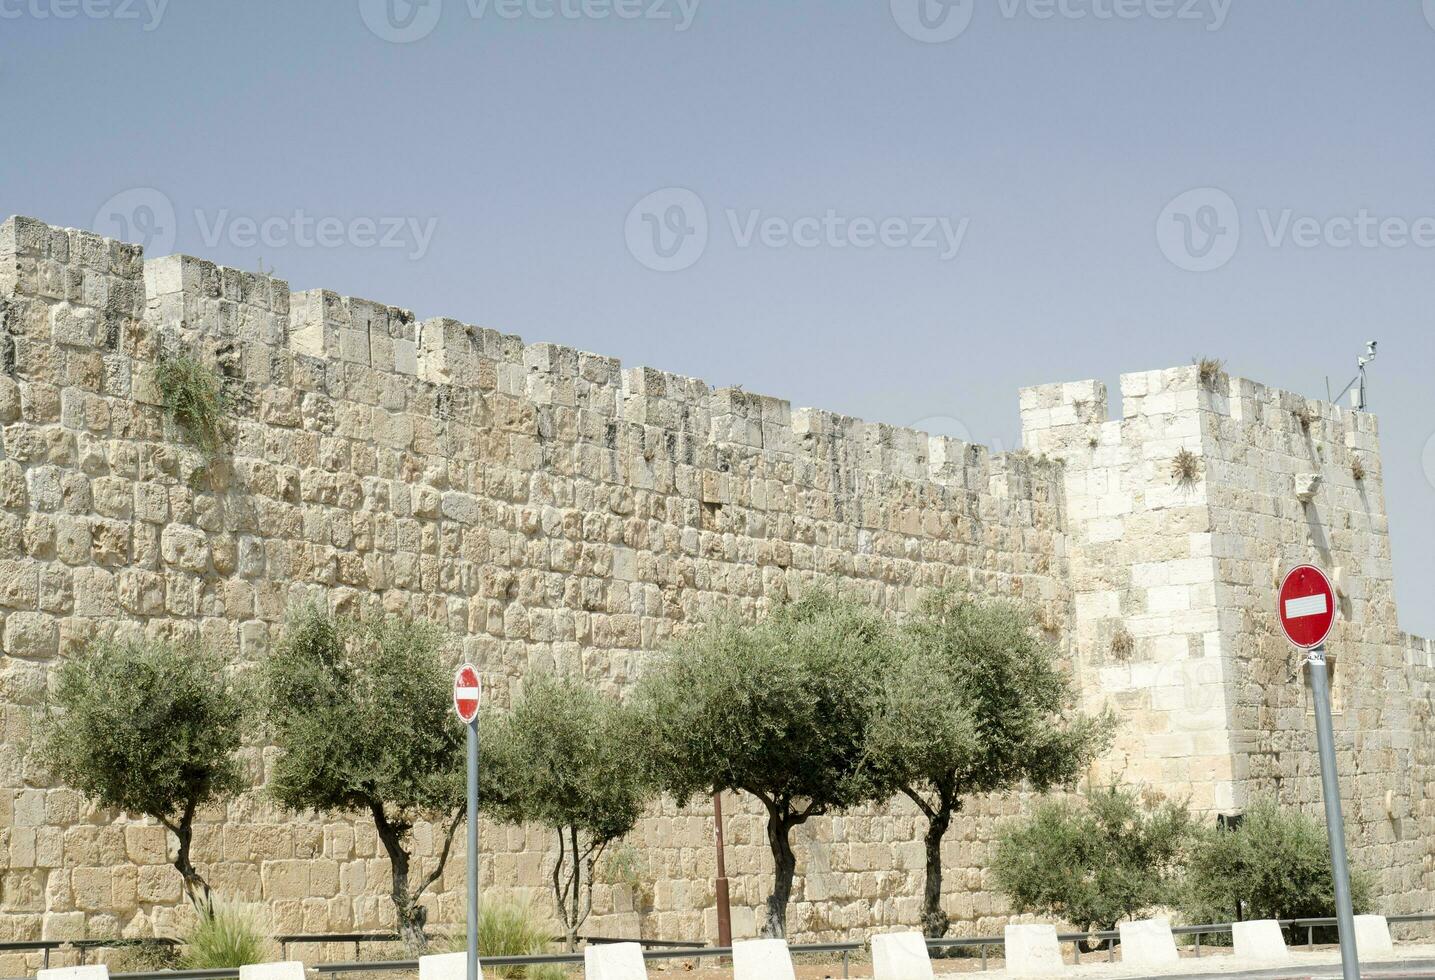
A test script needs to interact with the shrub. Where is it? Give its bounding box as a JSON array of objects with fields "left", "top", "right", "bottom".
[
  {"left": 446, "top": 901, "right": 567, "bottom": 979},
  {"left": 992, "top": 785, "right": 1192, "bottom": 948},
  {"left": 181, "top": 905, "right": 269, "bottom": 968},
  {"left": 1352, "top": 456, "right": 1367, "bottom": 482},
  {"left": 156, "top": 349, "right": 231, "bottom": 457},
  {"left": 1182, "top": 798, "right": 1374, "bottom": 941}
]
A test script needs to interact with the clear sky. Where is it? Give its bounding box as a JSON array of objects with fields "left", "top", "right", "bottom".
[{"left": 2, "top": 1, "right": 1431, "bottom": 633}]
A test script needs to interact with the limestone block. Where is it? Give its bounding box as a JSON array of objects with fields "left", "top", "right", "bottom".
[
  {"left": 584, "top": 942, "right": 646, "bottom": 979},
  {"left": 1004, "top": 924, "right": 1064, "bottom": 977},
  {"left": 732, "top": 939, "right": 795, "bottom": 980},
  {"left": 1117, "top": 918, "right": 1179, "bottom": 969},
  {"left": 419, "top": 951, "right": 480, "bottom": 980},
  {"left": 871, "top": 931, "right": 933, "bottom": 980},
  {"left": 38, "top": 967, "right": 108, "bottom": 980},
  {"left": 239, "top": 963, "right": 306, "bottom": 980},
  {"left": 1353, "top": 914, "right": 1393, "bottom": 956},
  {"left": 1231, "top": 919, "right": 1289, "bottom": 962}
]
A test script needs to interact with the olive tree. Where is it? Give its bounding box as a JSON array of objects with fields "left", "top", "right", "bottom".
[
  {"left": 873, "top": 591, "right": 1115, "bottom": 937},
  {"left": 263, "top": 606, "right": 463, "bottom": 947},
  {"left": 992, "top": 784, "right": 1192, "bottom": 949},
  {"left": 482, "top": 676, "right": 650, "bottom": 950},
  {"left": 41, "top": 637, "right": 246, "bottom": 912},
  {"left": 1183, "top": 797, "right": 1374, "bottom": 941},
  {"left": 631, "top": 590, "right": 902, "bottom": 938}
]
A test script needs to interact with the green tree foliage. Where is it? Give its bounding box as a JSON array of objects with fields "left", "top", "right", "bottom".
[
  {"left": 263, "top": 606, "right": 463, "bottom": 947},
  {"left": 41, "top": 638, "right": 246, "bottom": 912},
  {"left": 482, "top": 676, "right": 651, "bottom": 950},
  {"left": 631, "top": 590, "right": 904, "bottom": 938},
  {"left": 992, "top": 785, "right": 1192, "bottom": 948},
  {"left": 1182, "top": 797, "right": 1374, "bottom": 939},
  {"left": 875, "top": 591, "right": 1116, "bottom": 937}
]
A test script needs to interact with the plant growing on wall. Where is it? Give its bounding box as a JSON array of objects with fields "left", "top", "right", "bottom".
[
  {"left": 40, "top": 638, "right": 247, "bottom": 913},
  {"left": 262, "top": 606, "right": 464, "bottom": 948},
  {"left": 992, "top": 784, "right": 1192, "bottom": 950},
  {"left": 871, "top": 591, "right": 1116, "bottom": 939},
  {"left": 630, "top": 590, "right": 903, "bottom": 939},
  {"left": 482, "top": 676, "right": 651, "bottom": 951},
  {"left": 155, "top": 349, "right": 231, "bottom": 457}
]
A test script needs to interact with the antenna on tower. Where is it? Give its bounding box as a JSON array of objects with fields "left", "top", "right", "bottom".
[{"left": 1331, "top": 341, "right": 1378, "bottom": 411}]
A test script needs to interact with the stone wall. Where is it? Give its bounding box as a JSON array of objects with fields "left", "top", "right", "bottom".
[
  {"left": 1, "top": 214, "right": 1429, "bottom": 973},
  {"left": 0, "top": 216, "right": 1070, "bottom": 971}
]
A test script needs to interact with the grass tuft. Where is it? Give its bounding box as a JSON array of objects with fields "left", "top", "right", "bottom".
[
  {"left": 1171, "top": 448, "right": 1200, "bottom": 486},
  {"left": 181, "top": 904, "right": 269, "bottom": 969},
  {"left": 445, "top": 900, "right": 568, "bottom": 979},
  {"left": 1194, "top": 357, "right": 1225, "bottom": 390}
]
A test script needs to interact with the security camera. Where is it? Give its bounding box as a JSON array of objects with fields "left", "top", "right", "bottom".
[{"left": 1365, "top": 340, "right": 1378, "bottom": 357}]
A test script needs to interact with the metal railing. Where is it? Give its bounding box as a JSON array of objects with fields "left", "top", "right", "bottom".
[
  {"left": 0, "top": 939, "right": 179, "bottom": 971},
  {"left": 13, "top": 912, "right": 1433, "bottom": 980}
]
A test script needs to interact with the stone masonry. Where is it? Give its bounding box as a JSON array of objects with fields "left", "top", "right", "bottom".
[{"left": 0, "top": 216, "right": 1428, "bottom": 970}]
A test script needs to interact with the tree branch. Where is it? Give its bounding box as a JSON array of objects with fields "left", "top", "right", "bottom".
[{"left": 415, "top": 808, "right": 465, "bottom": 897}]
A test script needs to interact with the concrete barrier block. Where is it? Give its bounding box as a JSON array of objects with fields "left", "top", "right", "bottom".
[
  {"left": 1118, "top": 917, "right": 1179, "bottom": 968},
  {"left": 420, "top": 951, "right": 482, "bottom": 980},
  {"left": 1231, "top": 919, "right": 1290, "bottom": 962},
  {"left": 584, "top": 941, "right": 647, "bottom": 979},
  {"left": 871, "top": 931, "right": 934, "bottom": 980},
  {"left": 1354, "top": 914, "right": 1394, "bottom": 956},
  {"left": 732, "top": 938, "right": 796, "bottom": 980},
  {"left": 1004, "top": 924, "right": 1065, "bottom": 977},
  {"left": 239, "top": 963, "right": 306, "bottom": 980},
  {"left": 38, "top": 967, "right": 108, "bottom": 980}
]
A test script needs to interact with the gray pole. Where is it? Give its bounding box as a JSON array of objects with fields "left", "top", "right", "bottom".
[
  {"left": 466, "top": 718, "right": 479, "bottom": 980},
  {"left": 1307, "top": 643, "right": 1358, "bottom": 980}
]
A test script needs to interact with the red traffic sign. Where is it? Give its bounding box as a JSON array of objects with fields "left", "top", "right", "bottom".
[
  {"left": 453, "top": 664, "right": 482, "bottom": 724},
  {"left": 1278, "top": 564, "right": 1336, "bottom": 649}
]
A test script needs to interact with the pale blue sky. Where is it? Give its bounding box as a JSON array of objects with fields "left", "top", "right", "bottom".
[{"left": 2, "top": 1, "right": 1431, "bottom": 632}]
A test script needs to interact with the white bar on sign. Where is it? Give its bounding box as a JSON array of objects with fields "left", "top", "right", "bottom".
[
  {"left": 455, "top": 687, "right": 480, "bottom": 698},
  {"left": 1285, "top": 594, "right": 1328, "bottom": 619}
]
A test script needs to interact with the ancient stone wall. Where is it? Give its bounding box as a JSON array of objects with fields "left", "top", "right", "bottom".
[{"left": 0, "top": 216, "right": 1070, "bottom": 970}]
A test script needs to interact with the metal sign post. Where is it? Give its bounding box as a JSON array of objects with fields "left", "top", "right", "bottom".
[
  {"left": 453, "top": 665, "right": 482, "bottom": 980},
  {"left": 1306, "top": 643, "right": 1358, "bottom": 980},
  {"left": 466, "top": 714, "right": 479, "bottom": 980},
  {"left": 1278, "top": 565, "right": 1356, "bottom": 980}
]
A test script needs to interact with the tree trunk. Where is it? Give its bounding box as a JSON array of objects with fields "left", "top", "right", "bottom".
[
  {"left": 761, "top": 806, "right": 799, "bottom": 939},
  {"left": 372, "top": 806, "right": 428, "bottom": 949},
  {"left": 921, "top": 805, "right": 953, "bottom": 940},
  {"left": 165, "top": 803, "right": 213, "bottom": 916}
]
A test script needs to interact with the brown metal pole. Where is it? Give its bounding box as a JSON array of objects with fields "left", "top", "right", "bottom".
[{"left": 713, "top": 791, "right": 733, "bottom": 947}]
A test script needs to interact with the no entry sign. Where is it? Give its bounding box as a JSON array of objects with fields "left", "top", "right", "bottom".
[
  {"left": 1278, "top": 564, "right": 1336, "bottom": 649},
  {"left": 453, "top": 664, "right": 482, "bottom": 724}
]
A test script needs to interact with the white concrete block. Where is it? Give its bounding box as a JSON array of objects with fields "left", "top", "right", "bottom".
[
  {"left": 1004, "top": 924, "right": 1064, "bottom": 977},
  {"left": 239, "top": 964, "right": 306, "bottom": 980},
  {"left": 732, "top": 938, "right": 796, "bottom": 980},
  {"left": 1231, "top": 919, "right": 1290, "bottom": 962},
  {"left": 871, "top": 931, "right": 934, "bottom": 980},
  {"left": 584, "top": 941, "right": 647, "bottom": 980},
  {"left": 420, "top": 951, "right": 482, "bottom": 980},
  {"left": 1118, "top": 918, "right": 1179, "bottom": 968},
  {"left": 38, "top": 967, "right": 108, "bottom": 980},
  {"left": 1354, "top": 914, "right": 1393, "bottom": 956}
]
